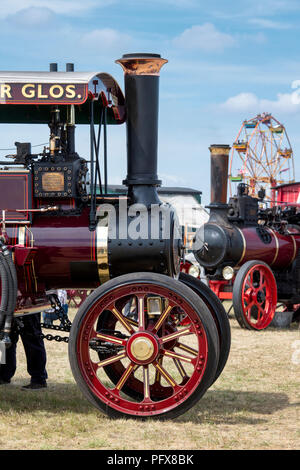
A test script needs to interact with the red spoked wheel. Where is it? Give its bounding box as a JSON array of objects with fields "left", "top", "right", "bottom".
[
  {"left": 69, "top": 272, "right": 219, "bottom": 419},
  {"left": 233, "top": 260, "right": 277, "bottom": 330}
]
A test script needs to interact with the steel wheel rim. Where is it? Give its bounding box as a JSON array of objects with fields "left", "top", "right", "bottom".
[
  {"left": 241, "top": 264, "right": 277, "bottom": 330},
  {"left": 76, "top": 283, "right": 208, "bottom": 416}
]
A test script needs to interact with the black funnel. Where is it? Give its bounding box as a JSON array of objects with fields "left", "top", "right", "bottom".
[{"left": 116, "top": 53, "right": 167, "bottom": 205}]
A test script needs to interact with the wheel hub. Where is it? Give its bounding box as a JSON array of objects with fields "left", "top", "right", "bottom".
[
  {"left": 257, "top": 290, "right": 265, "bottom": 303},
  {"left": 126, "top": 332, "right": 159, "bottom": 365},
  {"left": 131, "top": 337, "right": 154, "bottom": 361}
]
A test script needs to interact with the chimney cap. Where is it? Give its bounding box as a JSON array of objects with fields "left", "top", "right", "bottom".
[
  {"left": 116, "top": 53, "right": 167, "bottom": 76},
  {"left": 209, "top": 144, "right": 231, "bottom": 155},
  {"left": 121, "top": 53, "right": 161, "bottom": 59}
]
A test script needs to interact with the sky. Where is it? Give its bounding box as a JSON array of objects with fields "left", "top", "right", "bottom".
[{"left": 1, "top": 0, "right": 300, "bottom": 205}]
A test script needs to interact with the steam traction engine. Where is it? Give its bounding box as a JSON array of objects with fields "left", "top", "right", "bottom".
[
  {"left": 194, "top": 145, "right": 300, "bottom": 330},
  {"left": 0, "top": 54, "right": 230, "bottom": 419}
]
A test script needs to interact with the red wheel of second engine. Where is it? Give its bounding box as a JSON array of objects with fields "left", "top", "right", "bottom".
[
  {"left": 233, "top": 260, "right": 277, "bottom": 330},
  {"left": 68, "top": 273, "right": 219, "bottom": 419}
]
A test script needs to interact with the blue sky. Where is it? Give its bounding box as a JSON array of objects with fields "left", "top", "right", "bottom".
[{"left": 1, "top": 0, "right": 300, "bottom": 205}]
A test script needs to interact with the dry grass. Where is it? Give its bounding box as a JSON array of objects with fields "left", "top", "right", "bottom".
[{"left": 0, "top": 307, "right": 299, "bottom": 450}]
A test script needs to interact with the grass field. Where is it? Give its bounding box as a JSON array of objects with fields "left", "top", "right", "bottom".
[{"left": 0, "top": 309, "right": 299, "bottom": 450}]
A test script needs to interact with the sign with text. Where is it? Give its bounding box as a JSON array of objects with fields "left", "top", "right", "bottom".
[{"left": 0, "top": 82, "right": 88, "bottom": 104}]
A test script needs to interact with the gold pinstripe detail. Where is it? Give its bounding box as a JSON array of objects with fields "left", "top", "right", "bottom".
[
  {"left": 266, "top": 227, "right": 279, "bottom": 266},
  {"left": 116, "top": 364, "right": 135, "bottom": 390},
  {"left": 236, "top": 227, "right": 246, "bottom": 266}
]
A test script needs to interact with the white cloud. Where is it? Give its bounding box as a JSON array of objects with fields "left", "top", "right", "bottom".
[
  {"left": 248, "top": 17, "right": 292, "bottom": 29},
  {"left": 82, "top": 28, "right": 132, "bottom": 51},
  {"left": 172, "top": 23, "right": 236, "bottom": 52},
  {"left": 221, "top": 92, "right": 259, "bottom": 112},
  {"left": 212, "top": 0, "right": 300, "bottom": 19},
  {"left": 7, "top": 7, "right": 56, "bottom": 27},
  {"left": 0, "top": 0, "right": 107, "bottom": 18},
  {"left": 240, "top": 32, "right": 267, "bottom": 44},
  {"left": 160, "top": 173, "right": 186, "bottom": 185},
  {"left": 220, "top": 91, "right": 300, "bottom": 114}
]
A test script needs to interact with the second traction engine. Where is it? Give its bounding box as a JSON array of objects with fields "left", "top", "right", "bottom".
[{"left": 193, "top": 145, "right": 300, "bottom": 329}]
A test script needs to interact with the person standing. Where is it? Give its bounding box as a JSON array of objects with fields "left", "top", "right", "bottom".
[{"left": 0, "top": 312, "right": 47, "bottom": 390}]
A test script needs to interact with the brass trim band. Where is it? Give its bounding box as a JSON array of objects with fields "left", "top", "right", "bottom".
[
  {"left": 267, "top": 227, "right": 279, "bottom": 266},
  {"left": 290, "top": 235, "right": 297, "bottom": 265},
  {"left": 96, "top": 220, "right": 110, "bottom": 284},
  {"left": 18, "top": 226, "right": 26, "bottom": 246},
  {"left": 236, "top": 227, "right": 246, "bottom": 266}
]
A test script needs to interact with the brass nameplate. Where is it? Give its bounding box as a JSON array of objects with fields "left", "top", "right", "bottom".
[{"left": 42, "top": 172, "right": 64, "bottom": 192}]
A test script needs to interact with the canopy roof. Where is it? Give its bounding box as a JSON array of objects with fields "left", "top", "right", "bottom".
[{"left": 0, "top": 71, "right": 125, "bottom": 125}]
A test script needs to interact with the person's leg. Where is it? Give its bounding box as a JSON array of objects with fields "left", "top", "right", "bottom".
[
  {"left": 20, "top": 313, "right": 47, "bottom": 385},
  {"left": 0, "top": 328, "right": 18, "bottom": 383}
]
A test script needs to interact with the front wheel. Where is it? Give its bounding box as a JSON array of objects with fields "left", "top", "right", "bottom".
[
  {"left": 233, "top": 260, "right": 277, "bottom": 330},
  {"left": 68, "top": 272, "right": 219, "bottom": 419}
]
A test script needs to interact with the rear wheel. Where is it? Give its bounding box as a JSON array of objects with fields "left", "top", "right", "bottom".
[
  {"left": 233, "top": 261, "right": 277, "bottom": 330},
  {"left": 179, "top": 272, "right": 231, "bottom": 384},
  {"left": 69, "top": 272, "right": 219, "bottom": 419}
]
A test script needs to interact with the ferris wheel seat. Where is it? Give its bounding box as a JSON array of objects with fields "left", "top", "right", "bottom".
[
  {"left": 278, "top": 149, "right": 292, "bottom": 158},
  {"left": 229, "top": 176, "right": 243, "bottom": 182},
  {"left": 270, "top": 126, "right": 284, "bottom": 133},
  {"left": 233, "top": 143, "right": 248, "bottom": 152}
]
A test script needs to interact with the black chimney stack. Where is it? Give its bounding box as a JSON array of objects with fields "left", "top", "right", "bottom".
[
  {"left": 66, "top": 63, "right": 74, "bottom": 72},
  {"left": 116, "top": 53, "right": 167, "bottom": 205},
  {"left": 49, "top": 63, "right": 58, "bottom": 72},
  {"left": 206, "top": 144, "right": 231, "bottom": 225},
  {"left": 66, "top": 63, "right": 75, "bottom": 155},
  {"left": 209, "top": 144, "right": 231, "bottom": 206}
]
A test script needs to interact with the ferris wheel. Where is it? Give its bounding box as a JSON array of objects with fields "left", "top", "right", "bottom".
[{"left": 228, "top": 113, "right": 295, "bottom": 201}]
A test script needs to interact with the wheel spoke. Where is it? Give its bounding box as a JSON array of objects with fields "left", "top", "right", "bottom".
[
  {"left": 137, "top": 294, "right": 145, "bottom": 330},
  {"left": 153, "top": 305, "right": 173, "bottom": 332},
  {"left": 115, "top": 362, "right": 136, "bottom": 391},
  {"left": 111, "top": 306, "right": 135, "bottom": 334},
  {"left": 153, "top": 361, "right": 177, "bottom": 388},
  {"left": 126, "top": 317, "right": 138, "bottom": 327},
  {"left": 154, "top": 356, "right": 163, "bottom": 384},
  {"left": 257, "top": 305, "right": 265, "bottom": 321},
  {"left": 160, "top": 326, "right": 192, "bottom": 344},
  {"left": 259, "top": 274, "right": 265, "bottom": 289},
  {"left": 97, "top": 351, "right": 126, "bottom": 368},
  {"left": 96, "top": 332, "right": 127, "bottom": 347},
  {"left": 173, "top": 358, "right": 188, "bottom": 380},
  {"left": 177, "top": 342, "right": 198, "bottom": 356},
  {"left": 248, "top": 271, "right": 254, "bottom": 288},
  {"left": 162, "top": 349, "right": 194, "bottom": 364},
  {"left": 143, "top": 365, "right": 151, "bottom": 401},
  {"left": 244, "top": 301, "right": 255, "bottom": 319}
]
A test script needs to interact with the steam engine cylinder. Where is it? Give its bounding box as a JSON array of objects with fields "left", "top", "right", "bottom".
[{"left": 195, "top": 222, "right": 300, "bottom": 271}]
